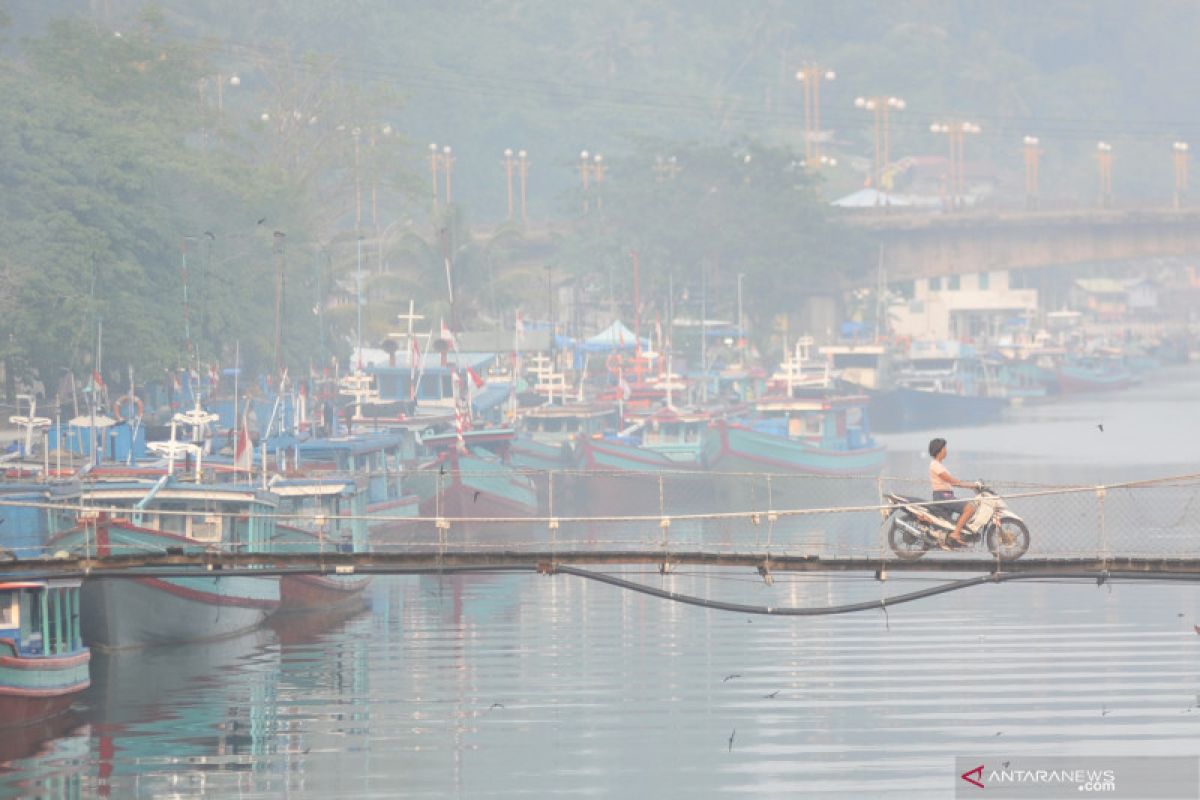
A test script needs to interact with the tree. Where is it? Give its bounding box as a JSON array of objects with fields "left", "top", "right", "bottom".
[{"left": 557, "top": 140, "right": 869, "bottom": 346}]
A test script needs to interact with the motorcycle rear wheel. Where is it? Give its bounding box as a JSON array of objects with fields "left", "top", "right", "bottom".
[
  {"left": 887, "top": 520, "right": 929, "bottom": 560},
  {"left": 986, "top": 518, "right": 1030, "bottom": 560}
]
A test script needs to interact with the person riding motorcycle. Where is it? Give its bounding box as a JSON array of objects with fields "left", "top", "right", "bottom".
[{"left": 928, "top": 437, "right": 976, "bottom": 548}]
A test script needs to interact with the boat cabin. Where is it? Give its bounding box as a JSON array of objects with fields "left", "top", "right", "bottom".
[
  {"left": 77, "top": 481, "right": 279, "bottom": 554},
  {"left": 518, "top": 404, "right": 618, "bottom": 445},
  {"left": 0, "top": 579, "right": 84, "bottom": 658},
  {"left": 270, "top": 476, "right": 367, "bottom": 554},
  {"left": 750, "top": 394, "right": 875, "bottom": 452},
  {"left": 819, "top": 343, "right": 890, "bottom": 389}
]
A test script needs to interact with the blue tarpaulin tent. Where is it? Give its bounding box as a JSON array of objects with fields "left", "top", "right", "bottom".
[{"left": 580, "top": 321, "right": 651, "bottom": 352}]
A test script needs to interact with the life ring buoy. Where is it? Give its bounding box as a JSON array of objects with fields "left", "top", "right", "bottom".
[{"left": 112, "top": 394, "right": 144, "bottom": 421}]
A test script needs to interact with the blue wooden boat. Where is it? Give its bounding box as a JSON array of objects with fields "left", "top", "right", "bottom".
[
  {"left": 296, "top": 432, "right": 422, "bottom": 537},
  {"left": 868, "top": 340, "right": 1006, "bottom": 432},
  {"left": 271, "top": 476, "right": 373, "bottom": 612},
  {"left": 48, "top": 480, "right": 282, "bottom": 649},
  {"left": 512, "top": 402, "right": 619, "bottom": 470},
  {"left": 705, "top": 344, "right": 885, "bottom": 476},
  {"left": 404, "top": 432, "right": 539, "bottom": 542},
  {"left": 1056, "top": 355, "right": 1136, "bottom": 393},
  {"left": 0, "top": 578, "right": 90, "bottom": 727}
]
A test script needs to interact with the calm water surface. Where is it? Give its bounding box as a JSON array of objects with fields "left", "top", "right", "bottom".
[{"left": 5, "top": 366, "right": 1200, "bottom": 799}]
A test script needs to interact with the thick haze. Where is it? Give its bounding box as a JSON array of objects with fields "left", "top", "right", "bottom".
[{"left": 1, "top": 1, "right": 1197, "bottom": 384}]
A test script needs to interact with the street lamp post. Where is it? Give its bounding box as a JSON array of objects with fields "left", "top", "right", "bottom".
[
  {"left": 579, "top": 151, "right": 604, "bottom": 212},
  {"left": 795, "top": 65, "right": 836, "bottom": 168},
  {"left": 653, "top": 154, "right": 682, "bottom": 182},
  {"left": 427, "top": 143, "right": 454, "bottom": 209},
  {"left": 1174, "top": 141, "right": 1189, "bottom": 209},
  {"left": 736, "top": 272, "right": 745, "bottom": 346},
  {"left": 429, "top": 143, "right": 441, "bottom": 211},
  {"left": 1023, "top": 135, "right": 1041, "bottom": 210},
  {"left": 929, "top": 121, "right": 981, "bottom": 211},
  {"left": 503, "top": 148, "right": 516, "bottom": 220},
  {"left": 854, "top": 96, "right": 905, "bottom": 201},
  {"left": 517, "top": 150, "right": 530, "bottom": 224},
  {"left": 1096, "top": 142, "right": 1114, "bottom": 208},
  {"left": 442, "top": 145, "right": 455, "bottom": 205},
  {"left": 501, "top": 148, "right": 530, "bottom": 222}
]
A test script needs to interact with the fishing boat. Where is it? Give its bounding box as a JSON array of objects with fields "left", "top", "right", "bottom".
[
  {"left": 867, "top": 340, "right": 1006, "bottom": 432},
  {"left": 512, "top": 401, "right": 618, "bottom": 469},
  {"left": 0, "top": 578, "right": 90, "bottom": 727},
  {"left": 270, "top": 476, "right": 372, "bottom": 612},
  {"left": 1056, "top": 354, "right": 1136, "bottom": 393},
  {"left": 48, "top": 479, "right": 282, "bottom": 649},
  {"left": 982, "top": 355, "right": 1049, "bottom": 404},
  {"left": 409, "top": 434, "right": 539, "bottom": 523},
  {"left": 705, "top": 338, "right": 885, "bottom": 476},
  {"left": 296, "top": 431, "right": 422, "bottom": 537}
]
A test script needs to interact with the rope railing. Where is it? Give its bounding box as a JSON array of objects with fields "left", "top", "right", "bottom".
[{"left": 2, "top": 470, "right": 1200, "bottom": 564}]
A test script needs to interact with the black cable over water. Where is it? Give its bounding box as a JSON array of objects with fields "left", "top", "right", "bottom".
[
  {"left": 553, "top": 565, "right": 996, "bottom": 616},
  {"left": 550, "top": 567, "right": 1200, "bottom": 617},
  {"left": 12, "top": 563, "right": 1200, "bottom": 616}
]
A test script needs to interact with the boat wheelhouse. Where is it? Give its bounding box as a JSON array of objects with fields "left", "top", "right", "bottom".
[{"left": 0, "top": 579, "right": 90, "bottom": 727}]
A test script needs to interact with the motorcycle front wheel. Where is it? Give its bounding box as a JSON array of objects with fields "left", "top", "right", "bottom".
[
  {"left": 887, "top": 520, "right": 929, "bottom": 560},
  {"left": 986, "top": 518, "right": 1030, "bottom": 560}
]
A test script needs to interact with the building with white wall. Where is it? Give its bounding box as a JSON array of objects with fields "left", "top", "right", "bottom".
[{"left": 888, "top": 270, "right": 1039, "bottom": 341}]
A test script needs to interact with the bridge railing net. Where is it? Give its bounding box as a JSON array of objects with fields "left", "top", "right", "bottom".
[
  {"left": 9, "top": 471, "right": 1200, "bottom": 562},
  {"left": 367, "top": 471, "right": 1200, "bottom": 561}
]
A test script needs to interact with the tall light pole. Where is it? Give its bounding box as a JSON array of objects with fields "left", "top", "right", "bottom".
[
  {"left": 736, "top": 272, "right": 745, "bottom": 346},
  {"left": 503, "top": 148, "right": 516, "bottom": 220},
  {"left": 1096, "top": 141, "right": 1114, "bottom": 208},
  {"left": 517, "top": 149, "right": 530, "bottom": 224},
  {"left": 1023, "top": 135, "right": 1041, "bottom": 210},
  {"left": 795, "top": 64, "right": 836, "bottom": 168},
  {"left": 854, "top": 96, "right": 905, "bottom": 200},
  {"left": 580, "top": 151, "right": 603, "bottom": 213},
  {"left": 653, "top": 154, "right": 682, "bottom": 182},
  {"left": 429, "top": 143, "right": 441, "bottom": 211},
  {"left": 442, "top": 145, "right": 455, "bottom": 205},
  {"left": 930, "top": 120, "right": 981, "bottom": 210},
  {"left": 1173, "top": 141, "right": 1189, "bottom": 209},
  {"left": 352, "top": 127, "right": 362, "bottom": 229}
]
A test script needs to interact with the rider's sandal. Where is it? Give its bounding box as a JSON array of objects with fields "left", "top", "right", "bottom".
[{"left": 948, "top": 537, "right": 967, "bottom": 548}]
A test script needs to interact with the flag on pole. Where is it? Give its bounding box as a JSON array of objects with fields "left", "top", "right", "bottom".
[
  {"left": 466, "top": 366, "right": 485, "bottom": 389},
  {"left": 409, "top": 335, "right": 422, "bottom": 400},
  {"left": 234, "top": 421, "right": 253, "bottom": 471}
]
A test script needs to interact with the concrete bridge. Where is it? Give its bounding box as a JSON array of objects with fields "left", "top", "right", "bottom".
[{"left": 844, "top": 208, "right": 1200, "bottom": 280}]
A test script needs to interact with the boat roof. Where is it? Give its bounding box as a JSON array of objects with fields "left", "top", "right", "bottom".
[
  {"left": 82, "top": 480, "right": 278, "bottom": 507},
  {"left": 820, "top": 344, "right": 888, "bottom": 355},
  {"left": 520, "top": 402, "right": 616, "bottom": 419},
  {"left": 298, "top": 433, "right": 411, "bottom": 458},
  {"left": 269, "top": 476, "right": 357, "bottom": 497}
]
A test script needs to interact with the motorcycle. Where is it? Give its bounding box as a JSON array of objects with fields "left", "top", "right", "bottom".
[{"left": 882, "top": 482, "right": 1030, "bottom": 561}]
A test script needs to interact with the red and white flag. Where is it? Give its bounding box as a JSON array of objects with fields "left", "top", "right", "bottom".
[
  {"left": 409, "top": 335, "right": 422, "bottom": 400},
  {"left": 466, "top": 366, "right": 485, "bottom": 389},
  {"left": 234, "top": 424, "right": 253, "bottom": 471},
  {"left": 440, "top": 318, "right": 458, "bottom": 351}
]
